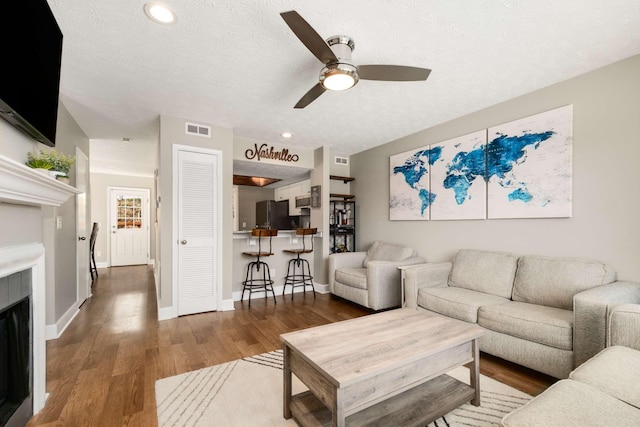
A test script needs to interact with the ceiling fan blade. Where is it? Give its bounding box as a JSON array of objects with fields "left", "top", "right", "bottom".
[
  {"left": 294, "top": 83, "right": 326, "bottom": 109},
  {"left": 280, "top": 10, "right": 337, "bottom": 64},
  {"left": 358, "top": 65, "right": 431, "bottom": 81}
]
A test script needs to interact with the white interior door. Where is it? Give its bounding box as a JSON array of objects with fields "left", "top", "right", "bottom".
[
  {"left": 175, "top": 147, "right": 221, "bottom": 316},
  {"left": 76, "top": 148, "right": 90, "bottom": 303},
  {"left": 109, "top": 188, "right": 150, "bottom": 266}
]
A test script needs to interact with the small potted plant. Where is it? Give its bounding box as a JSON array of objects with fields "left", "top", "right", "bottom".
[
  {"left": 25, "top": 155, "right": 54, "bottom": 174},
  {"left": 26, "top": 149, "right": 75, "bottom": 182}
]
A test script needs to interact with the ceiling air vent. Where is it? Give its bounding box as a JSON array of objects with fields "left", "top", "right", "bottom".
[
  {"left": 334, "top": 156, "right": 349, "bottom": 165},
  {"left": 185, "top": 122, "right": 211, "bottom": 138}
]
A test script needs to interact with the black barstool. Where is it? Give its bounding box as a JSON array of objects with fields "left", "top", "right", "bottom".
[
  {"left": 241, "top": 228, "right": 278, "bottom": 307},
  {"left": 89, "top": 222, "right": 99, "bottom": 281},
  {"left": 282, "top": 228, "right": 317, "bottom": 299}
]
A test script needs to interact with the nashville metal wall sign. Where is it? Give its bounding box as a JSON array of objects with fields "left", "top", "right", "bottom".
[{"left": 245, "top": 143, "right": 299, "bottom": 163}]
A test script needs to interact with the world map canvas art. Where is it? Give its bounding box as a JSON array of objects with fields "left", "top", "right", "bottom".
[
  {"left": 389, "top": 105, "right": 573, "bottom": 220},
  {"left": 487, "top": 105, "right": 573, "bottom": 219},
  {"left": 430, "top": 130, "right": 487, "bottom": 220}
]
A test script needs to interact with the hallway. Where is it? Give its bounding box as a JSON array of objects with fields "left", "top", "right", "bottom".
[{"left": 28, "top": 265, "right": 368, "bottom": 426}]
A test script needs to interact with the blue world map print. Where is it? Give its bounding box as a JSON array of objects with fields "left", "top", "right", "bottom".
[
  {"left": 389, "top": 105, "right": 573, "bottom": 220},
  {"left": 389, "top": 146, "right": 441, "bottom": 220},
  {"left": 487, "top": 105, "right": 573, "bottom": 218},
  {"left": 430, "top": 130, "right": 487, "bottom": 220}
]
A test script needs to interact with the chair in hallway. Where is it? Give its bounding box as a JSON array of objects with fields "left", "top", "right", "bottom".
[
  {"left": 282, "top": 228, "right": 317, "bottom": 299},
  {"left": 241, "top": 228, "right": 278, "bottom": 307},
  {"left": 89, "top": 222, "right": 99, "bottom": 281}
]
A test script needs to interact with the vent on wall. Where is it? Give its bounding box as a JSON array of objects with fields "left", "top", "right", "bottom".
[
  {"left": 335, "top": 156, "right": 349, "bottom": 165},
  {"left": 185, "top": 122, "right": 211, "bottom": 138}
]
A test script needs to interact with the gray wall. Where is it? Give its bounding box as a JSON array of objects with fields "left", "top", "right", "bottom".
[
  {"left": 89, "top": 173, "right": 156, "bottom": 265},
  {"left": 351, "top": 54, "right": 640, "bottom": 281},
  {"left": 51, "top": 103, "right": 91, "bottom": 321},
  {"left": 0, "top": 101, "right": 90, "bottom": 326},
  {"left": 158, "top": 115, "right": 234, "bottom": 309}
]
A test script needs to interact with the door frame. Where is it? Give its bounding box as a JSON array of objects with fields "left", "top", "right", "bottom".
[
  {"left": 108, "top": 186, "right": 151, "bottom": 267},
  {"left": 75, "top": 147, "right": 90, "bottom": 303},
  {"left": 171, "top": 144, "right": 223, "bottom": 315}
]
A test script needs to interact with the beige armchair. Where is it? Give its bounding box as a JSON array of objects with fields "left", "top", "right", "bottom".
[{"left": 328, "top": 241, "right": 425, "bottom": 310}]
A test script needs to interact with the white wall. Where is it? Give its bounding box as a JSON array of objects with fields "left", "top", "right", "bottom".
[{"left": 352, "top": 54, "right": 640, "bottom": 281}]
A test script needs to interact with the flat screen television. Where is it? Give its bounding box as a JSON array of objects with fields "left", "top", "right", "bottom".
[{"left": 0, "top": 0, "right": 63, "bottom": 147}]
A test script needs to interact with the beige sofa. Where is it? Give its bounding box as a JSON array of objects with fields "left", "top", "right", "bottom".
[
  {"left": 502, "top": 303, "right": 640, "bottom": 426},
  {"left": 328, "top": 241, "right": 425, "bottom": 311},
  {"left": 404, "top": 249, "right": 640, "bottom": 378}
]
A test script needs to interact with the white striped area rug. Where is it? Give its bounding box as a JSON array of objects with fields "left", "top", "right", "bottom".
[{"left": 156, "top": 350, "right": 531, "bottom": 427}]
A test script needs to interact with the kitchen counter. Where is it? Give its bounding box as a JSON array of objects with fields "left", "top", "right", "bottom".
[
  {"left": 232, "top": 229, "right": 322, "bottom": 300},
  {"left": 233, "top": 229, "right": 322, "bottom": 239}
]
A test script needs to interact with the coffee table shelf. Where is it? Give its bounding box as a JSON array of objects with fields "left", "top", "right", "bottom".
[
  {"left": 282, "top": 309, "right": 483, "bottom": 427},
  {"left": 290, "top": 374, "right": 475, "bottom": 427}
]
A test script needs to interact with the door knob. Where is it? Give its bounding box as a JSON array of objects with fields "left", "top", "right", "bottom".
[
  {"left": 181, "top": 240, "right": 187, "bottom": 245},
  {"left": 79, "top": 236, "right": 86, "bottom": 241}
]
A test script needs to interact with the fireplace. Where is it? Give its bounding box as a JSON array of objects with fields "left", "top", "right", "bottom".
[
  {"left": 0, "top": 270, "right": 32, "bottom": 427},
  {"left": 1, "top": 153, "right": 79, "bottom": 421}
]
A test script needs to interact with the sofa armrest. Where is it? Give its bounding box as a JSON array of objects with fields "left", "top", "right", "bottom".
[
  {"left": 365, "top": 257, "right": 426, "bottom": 310},
  {"left": 328, "top": 251, "right": 367, "bottom": 292},
  {"left": 573, "top": 281, "right": 640, "bottom": 366},
  {"left": 403, "top": 262, "right": 453, "bottom": 309},
  {"left": 608, "top": 304, "right": 640, "bottom": 350}
]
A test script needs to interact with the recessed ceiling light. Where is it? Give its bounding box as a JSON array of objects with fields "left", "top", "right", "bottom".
[
  {"left": 143, "top": 2, "right": 177, "bottom": 25},
  {"left": 281, "top": 132, "right": 292, "bottom": 138}
]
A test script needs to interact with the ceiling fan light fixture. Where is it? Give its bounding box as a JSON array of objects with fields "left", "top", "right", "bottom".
[{"left": 320, "top": 63, "right": 358, "bottom": 91}]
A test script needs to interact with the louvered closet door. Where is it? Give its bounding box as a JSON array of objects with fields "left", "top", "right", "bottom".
[{"left": 177, "top": 149, "right": 220, "bottom": 315}]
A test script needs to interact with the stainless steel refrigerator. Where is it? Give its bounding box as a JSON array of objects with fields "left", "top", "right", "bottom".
[{"left": 256, "top": 200, "right": 290, "bottom": 229}]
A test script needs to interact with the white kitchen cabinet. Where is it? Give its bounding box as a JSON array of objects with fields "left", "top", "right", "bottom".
[{"left": 301, "top": 179, "right": 311, "bottom": 195}]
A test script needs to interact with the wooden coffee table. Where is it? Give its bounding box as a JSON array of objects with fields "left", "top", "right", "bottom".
[{"left": 281, "top": 308, "right": 484, "bottom": 427}]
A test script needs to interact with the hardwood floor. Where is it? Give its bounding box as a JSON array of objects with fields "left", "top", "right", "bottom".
[{"left": 27, "top": 265, "right": 555, "bottom": 426}]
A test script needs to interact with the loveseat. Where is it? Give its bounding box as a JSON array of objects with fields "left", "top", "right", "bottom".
[
  {"left": 502, "top": 303, "right": 640, "bottom": 426},
  {"left": 403, "top": 249, "right": 640, "bottom": 378},
  {"left": 328, "top": 241, "right": 425, "bottom": 311}
]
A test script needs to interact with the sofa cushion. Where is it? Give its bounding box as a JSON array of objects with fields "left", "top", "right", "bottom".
[
  {"left": 512, "top": 255, "right": 616, "bottom": 310},
  {"left": 448, "top": 249, "right": 518, "bottom": 299},
  {"left": 362, "top": 241, "right": 416, "bottom": 267},
  {"left": 478, "top": 301, "right": 573, "bottom": 350},
  {"left": 334, "top": 268, "right": 367, "bottom": 290},
  {"left": 417, "top": 286, "right": 509, "bottom": 323},
  {"left": 502, "top": 379, "right": 640, "bottom": 427},
  {"left": 570, "top": 346, "right": 640, "bottom": 409}
]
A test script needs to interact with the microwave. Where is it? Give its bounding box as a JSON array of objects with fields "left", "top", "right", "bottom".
[{"left": 295, "top": 194, "right": 311, "bottom": 208}]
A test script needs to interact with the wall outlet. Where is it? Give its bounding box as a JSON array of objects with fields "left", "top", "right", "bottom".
[
  {"left": 242, "top": 221, "right": 246, "bottom": 228},
  {"left": 96, "top": 251, "right": 101, "bottom": 257},
  {"left": 249, "top": 238, "right": 256, "bottom": 246},
  {"left": 56, "top": 216, "right": 62, "bottom": 230},
  {"left": 292, "top": 238, "right": 298, "bottom": 244},
  {"left": 270, "top": 268, "right": 276, "bottom": 277}
]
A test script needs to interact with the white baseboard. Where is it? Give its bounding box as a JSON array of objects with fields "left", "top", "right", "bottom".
[
  {"left": 96, "top": 261, "right": 109, "bottom": 268},
  {"left": 232, "top": 282, "right": 328, "bottom": 301},
  {"left": 148, "top": 259, "right": 155, "bottom": 266},
  {"left": 158, "top": 283, "right": 328, "bottom": 320},
  {"left": 315, "top": 283, "right": 330, "bottom": 294},
  {"left": 45, "top": 299, "right": 81, "bottom": 340},
  {"left": 220, "top": 299, "right": 235, "bottom": 311},
  {"left": 158, "top": 305, "right": 177, "bottom": 321}
]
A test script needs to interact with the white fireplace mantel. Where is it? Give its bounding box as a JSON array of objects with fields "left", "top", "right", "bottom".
[
  {"left": 0, "top": 153, "right": 79, "bottom": 416},
  {"left": 0, "top": 154, "right": 80, "bottom": 206}
]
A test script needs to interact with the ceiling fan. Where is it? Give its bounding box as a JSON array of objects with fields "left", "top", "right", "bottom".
[{"left": 280, "top": 10, "right": 431, "bottom": 109}]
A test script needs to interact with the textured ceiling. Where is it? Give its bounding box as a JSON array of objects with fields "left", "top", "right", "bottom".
[{"left": 48, "top": 0, "right": 640, "bottom": 177}]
